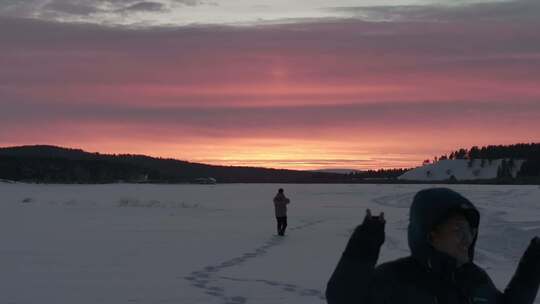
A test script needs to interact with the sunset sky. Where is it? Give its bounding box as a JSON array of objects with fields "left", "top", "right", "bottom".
[{"left": 1, "top": 0, "right": 539, "bottom": 170}]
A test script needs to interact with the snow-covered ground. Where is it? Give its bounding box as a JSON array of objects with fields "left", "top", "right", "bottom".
[
  {"left": 399, "top": 159, "right": 525, "bottom": 181},
  {"left": 1, "top": 183, "right": 539, "bottom": 304}
]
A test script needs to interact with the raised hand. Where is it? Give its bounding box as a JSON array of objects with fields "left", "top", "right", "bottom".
[
  {"left": 523, "top": 236, "right": 540, "bottom": 261},
  {"left": 365, "top": 209, "right": 386, "bottom": 224},
  {"left": 361, "top": 209, "right": 386, "bottom": 246},
  {"left": 344, "top": 209, "right": 386, "bottom": 258}
]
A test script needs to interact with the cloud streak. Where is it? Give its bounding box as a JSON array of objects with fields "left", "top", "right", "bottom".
[
  {"left": 330, "top": 0, "right": 540, "bottom": 22},
  {"left": 119, "top": 2, "right": 166, "bottom": 12},
  {"left": 3, "top": 0, "right": 535, "bottom": 27}
]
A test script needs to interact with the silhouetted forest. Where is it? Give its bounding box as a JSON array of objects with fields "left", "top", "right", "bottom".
[
  {"left": 437, "top": 143, "right": 540, "bottom": 161},
  {"left": 432, "top": 143, "right": 540, "bottom": 181},
  {"left": 2, "top": 144, "right": 538, "bottom": 184},
  {"left": 349, "top": 168, "right": 410, "bottom": 179},
  {"left": 0, "top": 145, "right": 405, "bottom": 184}
]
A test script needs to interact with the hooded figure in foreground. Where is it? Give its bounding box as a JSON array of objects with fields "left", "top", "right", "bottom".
[{"left": 326, "top": 188, "right": 540, "bottom": 304}]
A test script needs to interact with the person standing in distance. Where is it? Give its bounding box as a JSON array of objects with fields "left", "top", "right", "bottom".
[{"left": 274, "top": 188, "right": 290, "bottom": 236}]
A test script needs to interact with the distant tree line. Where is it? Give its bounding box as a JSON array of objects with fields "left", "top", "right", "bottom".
[
  {"left": 7, "top": 144, "right": 537, "bottom": 184},
  {"left": 433, "top": 143, "right": 540, "bottom": 181},
  {"left": 439, "top": 143, "right": 540, "bottom": 161},
  {"left": 0, "top": 156, "right": 150, "bottom": 184},
  {"left": 0, "top": 145, "right": 407, "bottom": 184},
  {"left": 349, "top": 168, "right": 410, "bottom": 179}
]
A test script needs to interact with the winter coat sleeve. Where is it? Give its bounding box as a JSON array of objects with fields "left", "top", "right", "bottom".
[
  {"left": 326, "top": 216, "right": 386, "bottom": 304},
  {"left": 501, "top": 237, "right": 540, "bottom": 304}
]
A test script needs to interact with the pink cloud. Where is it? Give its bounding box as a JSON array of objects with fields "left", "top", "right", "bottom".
[{"left": 1, "top": 18, "right": 540, "bottom": 169}]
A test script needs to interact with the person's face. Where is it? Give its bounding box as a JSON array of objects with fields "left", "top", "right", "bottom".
[{"left": 430, "top": 214, "right": 476, "bottom": 265}]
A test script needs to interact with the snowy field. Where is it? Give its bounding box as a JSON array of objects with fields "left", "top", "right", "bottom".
[{"left": 1, "top": 183, "right": 539, "bottom": 304}]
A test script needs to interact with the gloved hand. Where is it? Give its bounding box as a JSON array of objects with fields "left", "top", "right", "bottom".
[
  {"left": 344, "top": 209, "right": 386, "bottom": 259},
  {"left": 503, "top": 236, "right": 540, "bottom": 304},
  {"left": 522, "top": 236, "right": 540, "bottom": 263}
]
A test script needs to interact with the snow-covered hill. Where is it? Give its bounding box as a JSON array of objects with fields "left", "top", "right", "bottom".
[{"left": 399, "top": 159, "right": 525, "bottom": 181}]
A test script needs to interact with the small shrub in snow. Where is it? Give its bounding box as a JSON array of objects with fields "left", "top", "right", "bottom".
[
  {"left": 117, "top": 198, "right": 201, "bottom": 209},
  {"left": 118, "top": 198, "right": 140, "bottom": 207},
  {"left": 180, "top": 202, "right": 200, "bottom": 209}
]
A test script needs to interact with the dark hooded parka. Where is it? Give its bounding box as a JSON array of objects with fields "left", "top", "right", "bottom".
[{"left": 326, "top": 188, "right": 540, "bottom": 304}]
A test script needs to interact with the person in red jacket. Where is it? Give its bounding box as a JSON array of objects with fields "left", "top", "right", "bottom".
[{"left": 273, "top": 188, "right": 290, "bottom": 236}]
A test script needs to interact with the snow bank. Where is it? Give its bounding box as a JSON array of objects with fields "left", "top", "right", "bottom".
[{"left": 399, "top": 159, "right": 525, "bottom": 181}]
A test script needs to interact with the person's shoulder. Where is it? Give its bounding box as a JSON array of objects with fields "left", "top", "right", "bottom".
[
  {"left": 376, "top": 256, "right": 414, "bottom": 268},
  {"left": 459, "top": 262, "right": 488, "bottom": 275},
  {"left": 460, "top": 262, "right": 495, "bottom": 284},
  {"left": 370, "top": 257, "right": 416, "bottom": 290},
  {"left": 374, "top": 256, "right": 416, "bottom": 277}
]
